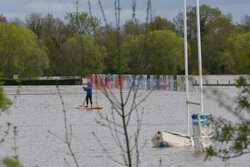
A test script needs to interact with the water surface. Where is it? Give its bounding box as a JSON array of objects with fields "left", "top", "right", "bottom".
[{"left": 0, "top": 86, "right": 248, "bottom": 167}]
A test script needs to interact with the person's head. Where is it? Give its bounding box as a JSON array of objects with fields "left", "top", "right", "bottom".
[{"left": 87, "top": 81, "right": 91, "bottom": 87}]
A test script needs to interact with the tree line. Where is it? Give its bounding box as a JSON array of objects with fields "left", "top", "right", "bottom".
[{"left": 0, "top": 4, "right": 249, "bottom": 79}]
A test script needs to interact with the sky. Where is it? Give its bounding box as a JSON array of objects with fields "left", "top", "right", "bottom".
[{"left": 0, "top": 0, "right": 249, "bottom": 24}]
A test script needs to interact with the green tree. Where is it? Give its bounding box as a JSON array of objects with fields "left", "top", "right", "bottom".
[
  {"left": 22, "top": 48, "right": 49, "bottom": 77},
  {"left": 61, "top": 34, "right": 106, "bottom": 75},
  {"left": 147, "top": 30, "right": 184, "bottom": 74},
  {"left": 120, "top": 30, "right": 185, "bottom": 74},
  {"left": 113, "top": 34, "right": 142, "bottom": 74},
  {"left": 95, "top": 28, "right": 122, "bottom": 74},
  {"left": 206, "top": 77, "right": 250, "bottom": 160},
  {"left": 173, "top": 5, "right": 230, "bottom": 74},
  {"left": 149, "top": 16, "right": 176, "bottom": 32},
  {"left": 202, "top": 16, "right": 234, "bottom": 74},
  {"left": 122, "top": 18, "right": 144, "bottom": 36},
  {"left": 40, "top": 14, "right": 66, "bottom": 76},
  {"left": 65, "top": 11, "right": 100, "bottom": 36},
  {"left": 0, "top": 22, "right": 49, "bottom": 78},
  {"left": 221, "top": 31, "right": 250, "bottom": 74}
]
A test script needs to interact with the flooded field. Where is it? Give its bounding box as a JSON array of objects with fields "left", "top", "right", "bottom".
[{"left": 0, "top": 86, "right": 249, "bottom": 167}]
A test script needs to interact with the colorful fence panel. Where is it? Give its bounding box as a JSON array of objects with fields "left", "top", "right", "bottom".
[{"left": 84, "top": 74, "right": 194, "bottom": 91}]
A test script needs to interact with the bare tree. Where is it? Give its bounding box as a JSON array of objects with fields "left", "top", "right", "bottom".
[
  {"left": 90, "top": 0, "right": 153, "bottom": 166},
  {"left": 241, "top": 15, "right": 250, "bottom": 32},
  {"left": 47, "top": 0, "right": 153, "bottom": 166},
  {"left": 0, "top": 14, "right": 7, "bottom": 23},
  {"left": 25, "top": 13, "right": 43, "bottom": 39},
  {"left": 48, "top": 85, "right": 80, "bottom": 167},
  {"left": 10, "top": 17, "right": 25, "bottom": 27}
]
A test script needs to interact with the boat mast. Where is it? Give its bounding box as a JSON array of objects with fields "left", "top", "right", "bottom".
[
  {"left": 183, "top": 0, "right": 190, "bottom": 136},
  {"left": 196, "top": 0, "right": 204, "bottom": 113}
]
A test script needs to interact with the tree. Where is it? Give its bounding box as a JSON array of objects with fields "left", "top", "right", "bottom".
[
  {"left": 41, "top": 14, "right": 65, "bottom": 40},
  {"left": 0, "top": 22, "right": 49, "bottom": 78},
  {"left": 116, "top": 34, "right": 143, "bottom": 74},
  {"left": 122, "top": 18, "right": 144, "bottom": 36},
  {"left": 25, "top": 13, "right": 43, "bottom": 39},
  {"left": 25, "top": 13, "right": 67, "bottom": 76},
  {"left": 149, "top": 16, "right": 176, "bottom": 32},
  {"left": 40, "top": 14, "right": 66, "bottom": 76},
  {"left": 120, "top": 30, "right": 185, "bottom": 74},
  {"left": 147, "top": 30, "right": 184, "bottom": 74},
  {"left": 65, "top": 11, "right": 100, "bottom": 36},
  {"left": 90, "top": 1, "right": 153, "bottom": 166},
  {"left": 97, "top": 29, "right": 123, "bottom": 74},
  {"left": 0, "top": 14, "right": 7, "bottom": 23},
  {"left": 173, "top": 5, "right": 233, "bottom": 74},
  {"left": 61, "top": 34, "right": 106, "bottom": 75},
  {"left": 206, "top": 77, "right": 250, "bottom": 160},
  {"left": 173, "top": 12, "right": 184, "bottom": 37},
  {"left": 22, "top": 48, "right": 49, "bottom": 77},
  {"left": 187, "top": 5, "right": 223, "bottom": 39},
  {"left": 9, "top": 17, "right": 25, "bottom": 28},
  {"left": 221, "top": 31, "right": 250, "bottom": 74},
  {"left": 202, "top": 16, "right": 234, "bottom": 74},
  {"left": 241, "top": 15, "right": 250, "bottom": 32}
]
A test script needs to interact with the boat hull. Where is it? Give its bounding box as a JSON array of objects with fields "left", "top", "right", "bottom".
[{"left": 151, "top": 131, "right": 192, "bottom": 147}]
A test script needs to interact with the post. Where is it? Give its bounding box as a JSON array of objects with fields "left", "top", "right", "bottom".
[
  {"left": 184, "top": 0, "right": 190, "bottom": 136},
  {"left": 196, "top": 0, "right": 204, "bottom": 113},
  {"left": 192, "top": 113, "right": 212, "bottom": 152}
]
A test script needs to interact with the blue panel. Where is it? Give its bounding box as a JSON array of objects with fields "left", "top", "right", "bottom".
[
  {"left": 201, "top": 121, "right": 208, "bottom": 126},
  {"left": 192, "top": 114, "right": 198, "bottom": 120},
  {"left": 156, "top": 77, "right": 161, "bottom": 90},
  {"left": 200, "top": 114, "right": 210, "bottom": 119},
  {"left": 192, "top": 122, "right": 199, "bottom": 126},
  {"left": 159, "top": 143, "right": 169, "bottom": 147},
  {"left": 147, "top": 75, "right": 150, "bottom": 89}
]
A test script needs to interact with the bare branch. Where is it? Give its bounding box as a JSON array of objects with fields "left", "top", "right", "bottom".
[
  {"left": 2, "top": 85, "right": 21, "bottom": 112},
  {"left": 93, "top": 1, "right": 154, "bottom": 166},
  {"left": 107, "top": 115, "right": 128, "bottom": 166},
  {"left": 0, "top": 122, "right": 12, "bottom": 145},
  {"left": 95, "top": 119, "right": 124, "bottom": 135},
  {"left": 64, "top": 158, "right": 72, "bottom": 167},
  {"left": 48, "top": 130, "right": 66, "bottom": 144},
  {"left": 92, "top": 132, "right": 126, "bottom": 166},
  {"left": 98, "top": 0, "right": 109, "bottom": 30},
  {"left": 96, "top": 112, "right": 123, "bottom": 128},
  {"left": 131, "top": 0, "right": 136, "bottom": 21},
  {"left": 216, "top": 151, "right": 250, "bottom": 160},
  {"left": 205, "top": 87, "right": 250, "bottom": 123},
  {"left": 55, "top": 85, "right": 80, "bottom": 167}
]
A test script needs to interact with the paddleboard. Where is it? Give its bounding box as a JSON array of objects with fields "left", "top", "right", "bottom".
[{"left": 75, "top": 105, "right": 103, "bottom": 110}]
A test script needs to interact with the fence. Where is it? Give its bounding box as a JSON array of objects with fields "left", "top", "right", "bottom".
[{"left": 84, "top": 74, "right": 194, "bottom": 91}]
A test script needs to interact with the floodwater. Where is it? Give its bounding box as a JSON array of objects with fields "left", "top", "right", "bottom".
[{"left": 0, "top": 86, "right": 249, "bottom": 167}]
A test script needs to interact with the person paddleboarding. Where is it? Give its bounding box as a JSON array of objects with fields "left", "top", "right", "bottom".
[{"left": 82, "top": 82, "right": 93, "bottom": 108}]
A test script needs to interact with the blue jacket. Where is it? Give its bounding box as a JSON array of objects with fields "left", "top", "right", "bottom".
[{"left": 83, "top": 84, "right": 92, "bottom": 94}]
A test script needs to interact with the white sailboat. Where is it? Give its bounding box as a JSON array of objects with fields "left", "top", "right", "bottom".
[
  {"left": 152, "top": 0, "right": 212, "bottom": 150},
  {"left": 190, "top": 0, "right": 212, "bottom": 152}
]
